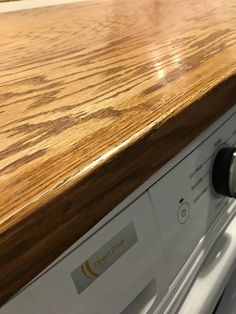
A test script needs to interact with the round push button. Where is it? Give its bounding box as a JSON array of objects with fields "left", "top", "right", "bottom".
[{"left": 178, "top": 202, "right": 190, "bottom": 224}]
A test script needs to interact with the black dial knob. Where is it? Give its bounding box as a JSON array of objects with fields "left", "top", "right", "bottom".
[{"left": 212, "top": 147, "right": 236, "bottom": 198}]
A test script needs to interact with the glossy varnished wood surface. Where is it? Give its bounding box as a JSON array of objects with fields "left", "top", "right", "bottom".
[{"left": 0, "top": 0, "right": 236, "bottom": 305}]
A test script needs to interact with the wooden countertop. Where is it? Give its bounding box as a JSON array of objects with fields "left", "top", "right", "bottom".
[{"left": 0, "top": 0, "right": 236, "bottom": 305}]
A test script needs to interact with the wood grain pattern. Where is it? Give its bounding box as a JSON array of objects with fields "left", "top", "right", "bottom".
[{"left": 0, "top": 0, "right": 236, "bottom": 305}]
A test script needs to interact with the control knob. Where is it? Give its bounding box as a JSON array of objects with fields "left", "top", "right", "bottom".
[{"left": 212, "top": 147, "right": 236, "bottom": 197}]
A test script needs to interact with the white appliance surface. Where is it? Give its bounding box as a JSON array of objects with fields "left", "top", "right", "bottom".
[
  {"left": 1, "top": 105, "right": 236, "bottom": 314},
  {"left": 178, "top": 213, "right": 236, "bottom": 314},
  {"left": 1, "top": 194, "right": 168, "bottom": 314},
  {"left": 215, "top": 267, "right": 236, "bottom": 314},
  {"left": 149, "top": 107, "right": 236, "bottom": 285}
]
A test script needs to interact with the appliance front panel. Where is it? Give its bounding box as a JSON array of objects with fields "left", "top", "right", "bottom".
[
  {"left": 1, "top": 193, "right": 168, "bottom": 314},
  {"left": 149, "top": 111, "right": 236, "bottom": 284}
]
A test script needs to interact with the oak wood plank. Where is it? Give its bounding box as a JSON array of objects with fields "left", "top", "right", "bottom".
[{"left": 0, "top": 0, "right": 236, "bottom": 304}]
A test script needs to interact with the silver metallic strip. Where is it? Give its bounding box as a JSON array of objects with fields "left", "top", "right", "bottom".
[{"left": 71, "top": 222, "right": 138, "bottom": 294}]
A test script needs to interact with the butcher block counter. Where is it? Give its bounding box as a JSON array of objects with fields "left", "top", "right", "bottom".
[{"left": 0, "top": 0, "right": 236, "bottom": 305}]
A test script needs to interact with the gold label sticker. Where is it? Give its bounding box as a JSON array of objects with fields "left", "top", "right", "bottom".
[{"left": 71, "top": 222, "right": 137, "bottom": 293}]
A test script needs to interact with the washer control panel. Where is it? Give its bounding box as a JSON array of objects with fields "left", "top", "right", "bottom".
[{"left": 149, "top": 111, "right": 236, "bottom": 284}]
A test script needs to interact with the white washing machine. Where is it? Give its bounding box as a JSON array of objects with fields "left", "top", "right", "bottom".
[{"left": 1, "top": 105, "right": 236, "bottom": 314}]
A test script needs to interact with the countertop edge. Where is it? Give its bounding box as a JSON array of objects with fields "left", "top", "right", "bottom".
[{"left": 1, "top": 74, "right": 236, "bottom": 305}]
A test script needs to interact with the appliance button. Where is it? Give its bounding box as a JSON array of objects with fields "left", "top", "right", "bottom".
[{"left": 177, "top": 202, "right": 190, "bottom": 224}]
